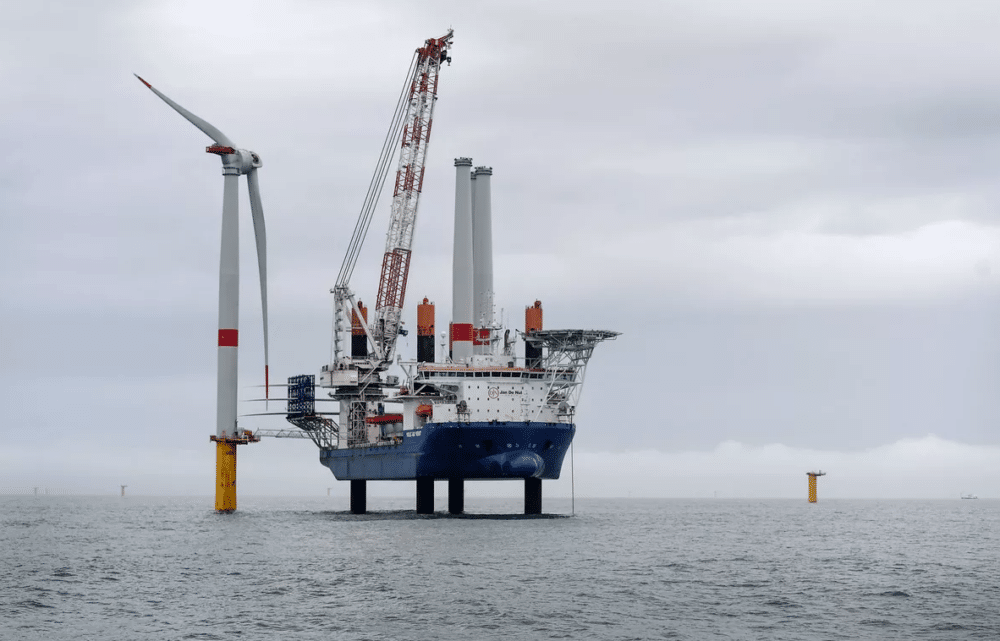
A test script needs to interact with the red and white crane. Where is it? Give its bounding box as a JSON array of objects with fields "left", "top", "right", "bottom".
[
  {"left": 331, "top": 30, "right": 453, "bottom": 373},
  {"left": 310, "top": 31, "right": 452, "bottom": 448}
]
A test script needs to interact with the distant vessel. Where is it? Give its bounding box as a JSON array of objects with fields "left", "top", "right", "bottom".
[{"left": 961, "top": 494, "right": 978, "bottom": 500}]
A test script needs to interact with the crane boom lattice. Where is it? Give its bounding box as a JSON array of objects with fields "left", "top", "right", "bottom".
[{"left": 372, "top": 32, "right": 452, "bottom": 363}]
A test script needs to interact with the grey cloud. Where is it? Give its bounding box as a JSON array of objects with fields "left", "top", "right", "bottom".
[{"left": 4, "top": 1, "right": 1000, "bottom": 497}]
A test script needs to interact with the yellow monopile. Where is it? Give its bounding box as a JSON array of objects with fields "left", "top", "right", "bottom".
[
  {"left": 215, "top": 441, "right": 238, "bottom": 512},
  {"left": 807, "top": 470, "right": 826, "bottom": 503}
]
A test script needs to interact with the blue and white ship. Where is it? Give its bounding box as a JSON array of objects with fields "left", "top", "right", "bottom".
[
  {"left": 278, "top": 34, "right": 616, "bottom": 513},
  {"left": 287, "top": 325, "right": 617, "bottom": 514},
  {"left": 284, "top": 169, "right": 618, "bottom": 516}
]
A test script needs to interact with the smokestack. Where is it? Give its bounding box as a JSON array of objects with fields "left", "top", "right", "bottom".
[
  {"left": 525, "top": 300, "right": 543, "bottom": 369},
  {"left": 351, "top": 301, "right": 368, "bottom": 359},
  {"left": 452, "top": 158, "right": 474, "bottom": 362},
  {"left": 417, "top": 297, "right": 435, "bottom": 363},
  {"left": 472, "top": 166, "right": 494, "bottom": 354}
]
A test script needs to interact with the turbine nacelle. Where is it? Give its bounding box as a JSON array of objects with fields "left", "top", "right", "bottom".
[{"left": 207, "top": 146, "right": 262, "bottom": 174}]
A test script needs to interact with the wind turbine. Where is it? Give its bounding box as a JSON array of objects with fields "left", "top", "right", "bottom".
[{"left": 135, "top": 75, "right": 268, "bottom": 512}]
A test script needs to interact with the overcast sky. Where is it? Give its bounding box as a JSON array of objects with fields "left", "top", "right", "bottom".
[{"left": 2, "top": 0, "right": 999, "bottom": 499}]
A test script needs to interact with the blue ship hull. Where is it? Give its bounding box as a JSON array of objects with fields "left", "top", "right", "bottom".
[{"left": 320, "top": 421, "right": 575, "bottom": 481}]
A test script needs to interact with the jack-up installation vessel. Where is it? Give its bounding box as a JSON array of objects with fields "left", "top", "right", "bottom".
[{"left": 285, "top": 31, "right": 618, "bottom": 514}]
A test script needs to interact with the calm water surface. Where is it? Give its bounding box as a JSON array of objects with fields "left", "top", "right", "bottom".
[{"left": 2, "top": 496, "right": 997, "bottom": 640}]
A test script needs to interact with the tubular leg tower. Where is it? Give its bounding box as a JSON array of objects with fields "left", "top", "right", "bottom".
[
  {"left": 451, "top": 158, "right": 474, "bottom": 362},
  {"left": 471, "top": 166, "right": 494, "bottom": 353},
  {"left": 448, "top": 478, "right": 464, "bottom": 514},
  {"left": 416, "top": 477, "right": 434, "bottom": 514},
  {"left": 525, "top": 478, "right": 542, "bottom": 515},
  {"left": 350, "top": 480, "right": 366, "bottom": 514},
  {"left": 807, "top": 470, "right": 826, "bottom": 503}
]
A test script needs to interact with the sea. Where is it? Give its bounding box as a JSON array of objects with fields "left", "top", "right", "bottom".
[{"left": 2, "top": 495, "right": 997, "bottom": 640}]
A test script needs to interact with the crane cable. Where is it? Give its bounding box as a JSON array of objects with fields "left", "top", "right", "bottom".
[{"left": 336, "top": 51, "right": 420, "bottom": 288}]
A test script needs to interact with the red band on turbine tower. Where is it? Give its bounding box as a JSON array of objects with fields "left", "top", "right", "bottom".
[{"left": 218, "top": 329, "right": 239, "bottom": 347}]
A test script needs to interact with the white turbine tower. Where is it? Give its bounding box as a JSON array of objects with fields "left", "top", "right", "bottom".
[{"left": 135, "top": 75, "right": 268, "bottom": 512}]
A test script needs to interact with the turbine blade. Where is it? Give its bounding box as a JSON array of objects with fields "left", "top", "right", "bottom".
[
  {"left": 134, "top": 74, "right": 236, "bottom": 148},
  {"left": 246, "top": 168, "right": 269, "bottom": 400}
]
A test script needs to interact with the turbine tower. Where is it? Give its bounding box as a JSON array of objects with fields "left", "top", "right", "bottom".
[{"left": 135, "top": 75, "right": 267, "bottom": 512}]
